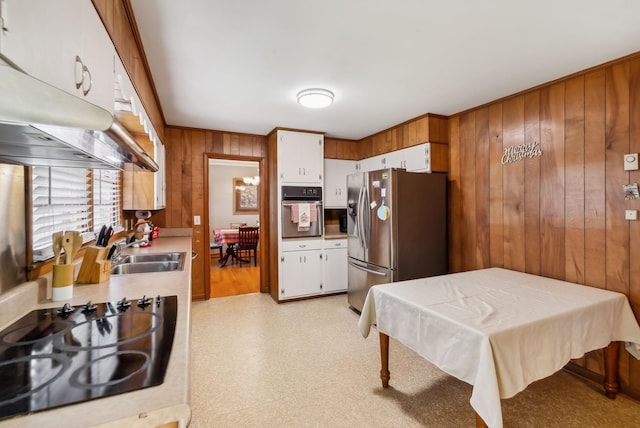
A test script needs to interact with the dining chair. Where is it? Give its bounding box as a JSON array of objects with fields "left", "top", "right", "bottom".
[
  {"left": 210, "top": 238, "right": 223, "bottom": 260},
  {"left": 235, "top": 226, "right": 259, "bottom": 266}
]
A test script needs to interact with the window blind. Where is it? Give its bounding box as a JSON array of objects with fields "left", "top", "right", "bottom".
[
  {"left": 32, "top": 167, "right": 91, "bottom": 262},
  {"left": 31, "top": 167, "right": 122, "bottom": 263},
  {"left": 93, "top": 169, "right": 121, "bottom": 233}
]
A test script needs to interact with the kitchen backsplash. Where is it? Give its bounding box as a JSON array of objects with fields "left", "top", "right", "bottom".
[{"left": 0, "top": 163, "right": 26, "bottom": 294}]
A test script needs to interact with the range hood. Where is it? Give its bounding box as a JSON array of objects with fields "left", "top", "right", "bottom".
[{"left": 0, "top": 57, "right": 158, "bottom": 171}]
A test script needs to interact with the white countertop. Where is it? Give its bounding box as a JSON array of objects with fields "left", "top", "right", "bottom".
[{"left": 0, "top": 234, "right": 193, "bottom": 428}]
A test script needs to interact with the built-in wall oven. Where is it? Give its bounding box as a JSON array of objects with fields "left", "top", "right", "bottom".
[{"left": 281, "top": 186, "right": 323, "bottom": 238}]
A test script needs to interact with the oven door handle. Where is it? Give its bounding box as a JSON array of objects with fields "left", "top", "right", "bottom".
[{"left": 281, "top": 201, "right": 322, "bottom": 207}]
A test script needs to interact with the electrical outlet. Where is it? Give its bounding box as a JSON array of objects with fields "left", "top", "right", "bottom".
[
  {"left": 194, "top": 215, "right": 201, "bottom": 225},
  {"left": 625, "top": 210, "right": 637, "bottom": 221}
]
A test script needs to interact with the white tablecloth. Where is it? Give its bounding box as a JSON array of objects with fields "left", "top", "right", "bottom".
[{"left": 358, "top": 268, "right": 640, "bottom": 428}]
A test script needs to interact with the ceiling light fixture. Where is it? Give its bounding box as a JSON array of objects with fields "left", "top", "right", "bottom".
[{"left": 296, "top": 88, "right": 334, "bottom": 108}]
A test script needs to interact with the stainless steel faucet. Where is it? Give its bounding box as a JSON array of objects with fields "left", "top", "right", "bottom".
[{"left": 110, "top": 238, "right": 149, "bottom": 262}]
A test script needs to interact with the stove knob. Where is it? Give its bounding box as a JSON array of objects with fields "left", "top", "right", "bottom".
[
  {"left": 56, "top": 303, "right": 75, "bottom": 318},
  {"left": 117, "top": 297, "right": 132, "bottom": 312},
  {"left": 137, "top": 295, "right": 152, "bottom": 308},
  {"left": 82, "top": 301, "right": 97, "bottom": 313}
]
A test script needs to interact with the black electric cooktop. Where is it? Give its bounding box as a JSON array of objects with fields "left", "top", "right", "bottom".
[{"left": 0, "top": 295, "right": 177, "bottom": 421}]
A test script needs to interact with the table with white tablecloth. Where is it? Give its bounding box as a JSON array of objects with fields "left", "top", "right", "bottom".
[{"left": 358, "top": 268, "right": 640, "bottom": 428}]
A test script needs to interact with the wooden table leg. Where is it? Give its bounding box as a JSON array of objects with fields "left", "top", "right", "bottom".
[
  {"left": 603, "top": 341, "right": 620, "bottom": 399},
  {"left": 475, "top": 413, "right": 488, "bottom": 428},
  {"left": 218, "top": 246, "right": 232, "bottom": 267},
  {"left": 380, "top": 332, "right": 390, "bottom": 388}
]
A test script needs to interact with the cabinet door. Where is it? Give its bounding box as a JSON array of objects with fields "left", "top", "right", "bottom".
[
  {"left": 384, "top": 150, "right": 404, "bottom": 169},
  {"left": 77, "top": 0, "right": 115, "bottom": 112},
  {"left": 154, "top": 142, "right": 166, "bottom": 209},
  {"left": 403, "top": 143, "right": 431, "bottom": 172},
  {"left": 304, "top": 249, "right": 323, "bottom": 293},
  {"left": 323, "top": 247, "right": 348, "bottom": 293},
  {"left": 278, "top": 130, "right": 324, "bottom": 184},
  {"left": 122, "top": 134, "right": 157, "bottom": 210},
  {"left": 279, "top": 249, "right": 322, "bottom": 299},
  {"left": 1, "top": 0, "right": 68, "bottom": 84},
  {"left": 360, "top": 154, "right": 386, "bottom": 172},
  {"left": 324, "top": 159, "right": 356, "bottom": 208},
  {"left": 1, "top": 0, "right": 114, "bottom": 112},
  {"left": 279, "top": 252, "right": 305, "bottom": 299}
]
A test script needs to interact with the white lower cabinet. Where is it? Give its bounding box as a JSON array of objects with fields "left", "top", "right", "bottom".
[
  {"left": 322, "top": 239, "right": 348, "bottom": 293},
  {"left": 279, "top": 240, "right": 323, "bottom": 299}
]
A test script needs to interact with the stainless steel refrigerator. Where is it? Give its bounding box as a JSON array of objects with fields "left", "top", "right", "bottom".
[{"left": 347, "top": 168, "right": 447, "bottom": 312}]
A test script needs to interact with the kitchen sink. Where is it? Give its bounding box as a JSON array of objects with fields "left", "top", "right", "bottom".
[
  {"left": 111, "top": 252, "right": 186, "bottom": 275},
  {"left": 118, "top": 252, "right": 186, "bottom": 264}
]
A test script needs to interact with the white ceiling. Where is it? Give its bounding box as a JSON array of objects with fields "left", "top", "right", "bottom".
[{"left": 130, "top": 0, "right": 640, "bottom": 140}]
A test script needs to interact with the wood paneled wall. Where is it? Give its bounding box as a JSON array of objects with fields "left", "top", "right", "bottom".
[
  {"left": 448, "top": 53, "right": 640, "bottom": 397},
  {"left": 358, "top": 114, "right": 449, "bottom": 159},
  {"left": 324, "top": 137, "right": 359, "bottom": 160},
  {"left": 162, "top": 127, "right": 268, "bottom": 300}
]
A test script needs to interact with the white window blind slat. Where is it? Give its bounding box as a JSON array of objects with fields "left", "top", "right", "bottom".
[
  {"left": 32, "top": 167, "right": 91, "bottom": 262},
  {"left": 32, "top": 167, "right": 122, "bottom": 262},
  {"left": 93, "top": 169, "right": 121, "bottom": 233}
]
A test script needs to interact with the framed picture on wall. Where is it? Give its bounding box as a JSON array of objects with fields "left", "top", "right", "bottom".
[{"left": 233, "top": 177, "right": 259, "bottom": 214}]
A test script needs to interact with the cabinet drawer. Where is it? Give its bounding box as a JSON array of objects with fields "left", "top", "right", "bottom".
[
  {"left": 323, "top": 239, "right": 347, "bottom": 249},
  {"left": 280, "top": 239, "right": 323, "bottom": 252}
]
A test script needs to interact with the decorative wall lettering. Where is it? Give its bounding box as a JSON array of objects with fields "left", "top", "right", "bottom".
[{"left": 501, "top": 142, "right": 543, "bottom": 164}]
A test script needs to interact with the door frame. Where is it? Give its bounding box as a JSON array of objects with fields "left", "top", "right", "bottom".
[{"left": 203, "top": 153, "right": 268, "bottom": 299}]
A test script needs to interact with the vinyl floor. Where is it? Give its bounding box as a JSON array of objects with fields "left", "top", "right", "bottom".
[{"left": 190, "top": 293, "right": 640, "bottom": 427}]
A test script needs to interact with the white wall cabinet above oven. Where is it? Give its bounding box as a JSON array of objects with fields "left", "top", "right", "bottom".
[
  {"left": 277, "top": 130, "right": 324, "bottom": 184},
  {"left": 0, "top": 0, "right": 115, "bottom": 112}
]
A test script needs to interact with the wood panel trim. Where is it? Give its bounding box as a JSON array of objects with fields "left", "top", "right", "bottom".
[{"left": 120, "top": 0, "right": 166, "bottom": 126}]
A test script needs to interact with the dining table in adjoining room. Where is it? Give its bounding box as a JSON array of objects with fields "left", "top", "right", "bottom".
[{"left": 213, "top": 227, "right": 258, "bottom": 267}]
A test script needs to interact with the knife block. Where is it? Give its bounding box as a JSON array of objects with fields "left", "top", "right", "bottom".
[{"left": 77, "top": 246, "right": 111, "bottom": 284}]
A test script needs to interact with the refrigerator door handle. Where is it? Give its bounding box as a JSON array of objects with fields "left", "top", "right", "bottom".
[
  {"left": 349, "top": 260, "right": 388, "bottom": 277},
  {"left": 362, "top": 185, "right": 370, "bottom": 250},
  {"left": 356, "top": 187, "right": 364, "bottom": 249},
  {"left": 358, "top": 187, "right": 368, "bottom": 251}
]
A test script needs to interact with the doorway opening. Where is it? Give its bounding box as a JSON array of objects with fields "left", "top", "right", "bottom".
[{"left": 207, "top": 157, "right": 261, "bottom": 297}]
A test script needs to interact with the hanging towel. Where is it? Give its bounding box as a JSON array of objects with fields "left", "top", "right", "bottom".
[{"left": 290, "top": 203, "right": 316, "bottom": 231}]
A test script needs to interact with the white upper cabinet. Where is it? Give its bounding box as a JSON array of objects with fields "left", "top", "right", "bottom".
[
  {"left": 277, "top": 130, "right": 324, "bottom": 184},
  {"left": 401, "top": 143, "right": 431, "bottom": 172},
  {"left": 324, "top": 159, "right": 356, "bottom": 208},
  {"left": 357, "top": 143, "right": 432, "bottom": 173},
  {"left": 0, "top": 0, "right": 115, "bottom": 112},
  {"left": 358, "top": 153, "right": 386, "bottom": 172},
  {"left": 154, "top": 141, "right": 166, "bottom": 209}
]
